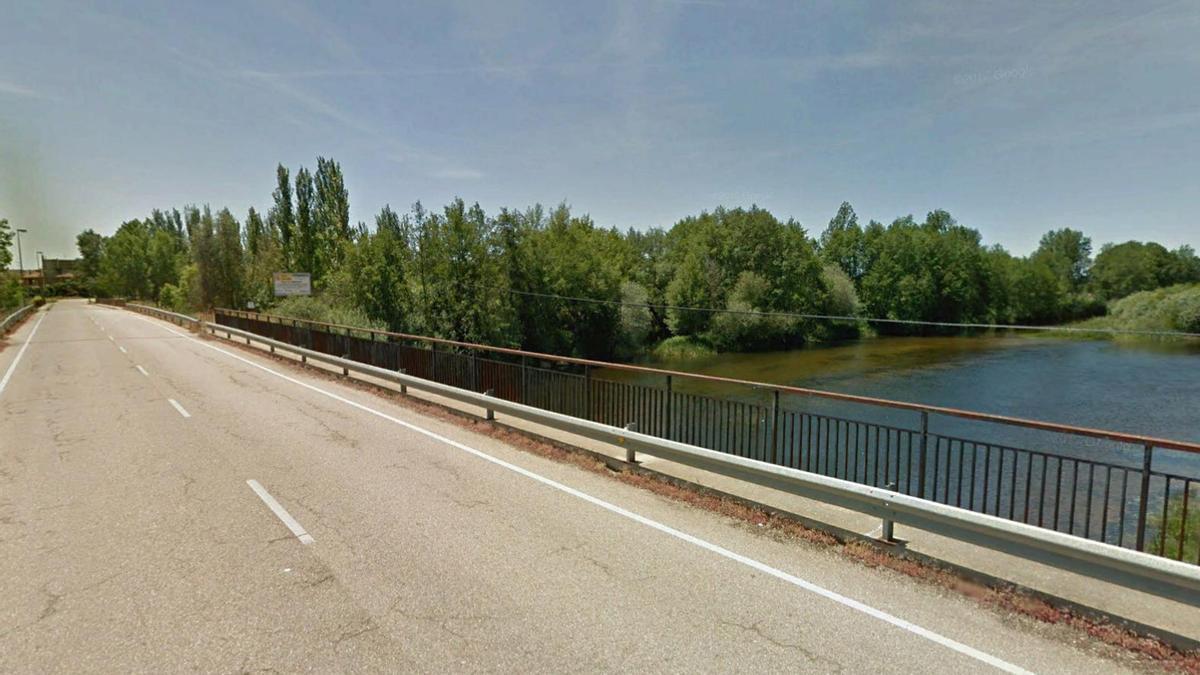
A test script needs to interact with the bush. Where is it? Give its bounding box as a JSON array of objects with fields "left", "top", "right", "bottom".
[
  {"left": 158, "top": 283, "right": 189, "bottom": 314},
  {"left": 31, "top": 295, "right": 46, "bottom": 307},
  {"left": 270, "top": 295, "right": 386, "bottom": 331},
  {"left": 0, "top": 276, "right": 23, "bottom": 310}
]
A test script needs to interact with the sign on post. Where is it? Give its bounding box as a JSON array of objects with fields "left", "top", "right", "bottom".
[{"left": 272, "top": 272, "right": 312, "bottom": 297}]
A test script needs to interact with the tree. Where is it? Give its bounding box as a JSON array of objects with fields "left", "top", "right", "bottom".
[
  {"left": 819, "top": 202, "right": 867, "bottom": 283},
  {"left": 1032, "top": 228, "right": 1091, "bottom": 292},
  {"left": 294, "top": 167, "right": 317, "bottom": 280},
  {"left": 1089, "top": 241, "right": 1176, "bottom": 300},
  {"left": 212, "top": 208, "right": 245, "bottom": 308},
  {"left": 272, "top": 165, "right": 295, "bottom": 267},
  {"left": 100, "top": 220, "right": 151, "bottom": 298},
  {"left": 245, "top": 207, "right": 266, "bottom": 258},
  {"left": 0, "top": 218, "right": 13, "bottom": 270},
  {"left": 75, "top": 229, "right": 105, "bottom": 291},
  {"left": 313, "top": 156, "right": 351, "bottom": 271},
  {"left": 345, "top": 205, "right": 413, "bottom": 330}
]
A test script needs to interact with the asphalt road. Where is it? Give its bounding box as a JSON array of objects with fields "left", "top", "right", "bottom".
[{"left": 0, "top": 300, "right": 1146, "bottom": 673}]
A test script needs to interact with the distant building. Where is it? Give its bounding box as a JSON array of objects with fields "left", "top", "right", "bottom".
[{"left": 8, "top": 258, "right": 82, "bottom": 288}]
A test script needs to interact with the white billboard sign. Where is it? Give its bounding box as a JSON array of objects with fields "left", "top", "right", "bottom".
[{"left": 272, "top": 272, "right": 312, "bottom": 297}]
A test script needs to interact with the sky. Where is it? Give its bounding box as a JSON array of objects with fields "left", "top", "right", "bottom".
[{"left": 2, "top": 0, "right": 1198, "bottom": 262}]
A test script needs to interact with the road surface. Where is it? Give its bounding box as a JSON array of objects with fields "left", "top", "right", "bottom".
[{"left": 0, "top": 301, "right": 1144, "bottom": 672}]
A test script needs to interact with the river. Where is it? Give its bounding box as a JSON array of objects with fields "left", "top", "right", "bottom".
[{"left": 599, "top": 335, "right": 1200, "bottom": 474}]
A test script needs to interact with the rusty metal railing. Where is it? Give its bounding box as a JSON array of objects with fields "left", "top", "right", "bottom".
[{"left": 213, "top": 307, "right": 1200, "bottom": 564}]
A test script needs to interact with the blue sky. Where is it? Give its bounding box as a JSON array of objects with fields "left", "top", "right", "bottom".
[{"left": 2, "top": 1, "right": 1198, "bottom": 260}]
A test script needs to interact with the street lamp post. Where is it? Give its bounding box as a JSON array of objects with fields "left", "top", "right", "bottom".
[
  {"left": 37, "top": 251, "right": 45, "bottom": 290},
  {"left": 15, "top": 228, "right": 27, "bottom": 274}
]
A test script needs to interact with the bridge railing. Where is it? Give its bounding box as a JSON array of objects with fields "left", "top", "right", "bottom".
[
  {"left": 0, "top": 304, "right": 34, "bottom": 336},
  {"left": 212, "top": 308, "right": 1200, "bottom": 565}
]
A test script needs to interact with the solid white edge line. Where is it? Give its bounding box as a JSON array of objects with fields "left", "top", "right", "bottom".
[
  {"left": 0, "top": 312, "right": 47, "bottom": 397},
  {"left": 246, "top": 479, "right": 315, "bottom": 544},
  {"left": 129, "top": 312, "right": 1031, "bottom": 674},
  {"left": 135, "top": 365, "right": 149, "bottom": 376},
  {"left": 167, "top": 398, "right": 191, "bottom": 418}
]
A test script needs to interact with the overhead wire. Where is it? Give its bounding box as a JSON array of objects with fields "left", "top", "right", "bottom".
[{"left": 507, "top": 289, "right": 1200, "bottom": 340}]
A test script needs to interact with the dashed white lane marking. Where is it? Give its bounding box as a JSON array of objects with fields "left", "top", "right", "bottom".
[
  {"left": 107, "top": 335, "right": 114, "bottom": 342},
  {"left": 167, "top": 398, "right": 191, "bottom": 418},
  {"left": 119, "top": 346, "right": 128, "bottom": 354},
  {"left": 246, "top": 479, "right": 315, "bottom": 545},
  {"left": 0, "top": 312, "right": 47, "bottom": 398},
  {"left": 135, "top": 365, "right": 149, "bottom": 377},
  {"left": 128, "top": 312, "right": 1031, "bottom": 674}
]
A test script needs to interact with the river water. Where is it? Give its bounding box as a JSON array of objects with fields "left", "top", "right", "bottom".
[{"left": 600, "top": 335, "right": 1200, "bottom": 474}]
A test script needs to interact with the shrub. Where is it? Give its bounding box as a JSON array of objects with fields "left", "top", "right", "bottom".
[
  {"left": 270, "top": 295, "right": 386, "bottom": 331},
  {"left": 32, "top": 295, "right": 46, "bottom": 307},
  {"left": 158, "top": 283, "right": 189, "bottom": 314}
]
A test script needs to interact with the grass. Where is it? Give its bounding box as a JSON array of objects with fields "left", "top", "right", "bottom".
[
  {"left": 1149, "top": 487, "right": 1200, "bottom": 563},
  {"left": 1056, "top": 284, "right": 1200, "bottom": 339},
  {"left": 649, "top": 335, "right": 716, "bottom": 361}
]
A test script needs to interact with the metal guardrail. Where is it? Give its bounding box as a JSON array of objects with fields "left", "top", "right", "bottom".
[
  {"left": 200, "top": 319, "right": 1200, "bottom": 606},
  {"left": 213, "top": 308, "right": 1200, "bottom": 564},
  {"left": 0, "top": 305, "right": 34, "bottom": 335},
  {"left": 126, "top": 303, "right": 200, "bottom": 328}
]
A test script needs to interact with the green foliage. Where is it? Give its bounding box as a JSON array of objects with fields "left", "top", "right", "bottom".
[
  {"left": 665, "top": 206, "right": 825, "bottom": 342},
  {"left": 650, "top": 335, "right": 715, "bottom": 361},
  {"left": 0, "top": 274, "right": 24, "bottom": 309},
  {"left": 270, "top": 295, "right": 385, "bottom": 331},
  {"left": 157, "top": 283, "right": 187, "bottom": 313},
  {"left": 31, "top": 295, "right": 45, "bottom": 307},
  {"left": 1149, "top": 486, "right": 1200, "bottom": 562},
  {"left": 1089, "top": 241, "right": 1198, "bottom": 301},
  {"left": 859, "top": 212, "right": 993, "bottom": 332},
  {"left": 1082, "top": 284, "right": 1200, "bottom": 334},
  {"left": 67, "top": 158, "right": 1199, "bottom": 361},
  {"left": 99, "top": 219, "right": 151, "bottom": 298},
  {"left": 0, "top": 218, "right": 14, "bottom": 270}
]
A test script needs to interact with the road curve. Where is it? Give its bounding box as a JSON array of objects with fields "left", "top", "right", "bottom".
[{"left": 0, "top": 300, "right": 1141, "bottom": 672}]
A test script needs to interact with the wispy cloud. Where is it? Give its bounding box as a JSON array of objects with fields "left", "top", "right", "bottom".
[
  {"left": 431, "top": 167, "right": 484, "bottom": 180},
  {"left": 0, "top": 80, "right": 40, "bottom": 98}
]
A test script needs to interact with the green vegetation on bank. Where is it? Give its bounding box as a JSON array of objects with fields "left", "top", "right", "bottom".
[
  {"left": 60, "top": 158, "right": 1200, "bottom": 359},
  {"left": 1069, "top": 284, "right": 1200, "bottom": 335},
  {"left": 0, "top": 218, "right": 27, "bottom": 311}
]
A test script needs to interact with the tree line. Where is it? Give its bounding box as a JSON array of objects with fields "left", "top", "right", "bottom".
[{"left": 70, "top": 157, "right": 1200, "bottom": 358}]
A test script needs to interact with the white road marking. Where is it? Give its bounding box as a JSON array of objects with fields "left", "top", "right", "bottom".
[
  {"left": 107, "top": 335, "right": 114, "bottom": 342},
  {"left": 135, "top": 365, "right": 149, "bottom": 377},
  {"left": 167, "top": 398, "right": 191, "bottom": 418},
  {"left": 246, "top": 479, "right": 315, "bottom": 545},
  {"left": 119, "top": 346, "right": 128, "bottom": 354},
  {"left": 0, "top": 312, "right": 47, "bottom": 397},
  {"left": 129, "top": 313, "right": 1030, "bottom": 674}
]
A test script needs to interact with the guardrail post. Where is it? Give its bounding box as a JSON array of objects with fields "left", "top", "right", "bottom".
[
  {"left": 342, "top": 354, "right": 350, "bottom": 376},
  {"left": 624, "top": 422, "right": 637, "bottom": 463},
  {"left": 1135, "top": 444, "right": 1155, "bottom": 551},
  {"left": 485, "top": 388, "right": 495, "bottom": 421},
  {"left": 399, "top": 368, "right": 407, "bottom": 394},
  {"left": 917, "top": 411, "right": 929, "bottom": 499},
  {"left": 880, "top": 482, "right": 898, "bottom": 544},
  {"left": 771, "top": 389, "right": 781, "bottom": 465}
]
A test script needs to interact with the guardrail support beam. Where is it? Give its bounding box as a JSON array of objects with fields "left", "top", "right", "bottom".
[
  {"left": 485, "top": 388, "right": 495, "bottom": 421},
  {"left": 399, "top": 368, "right": 407, "bottom": 394},
  {"left": 624, "top": 422, "right": 637, "bottom": 464}
]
